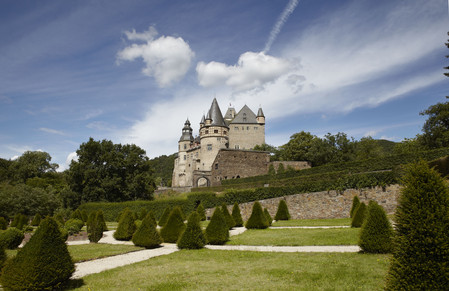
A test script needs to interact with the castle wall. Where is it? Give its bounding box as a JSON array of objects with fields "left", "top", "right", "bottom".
[
  {"left": 210, "top": 149, "right": 270, "bottom": 186},
  {"left": 206, "top": 184, "right": 401, "bottom": 220},
  {"left": 228, "top": 124, "right": 265, "bottom": 150},
  {"left": 199, "top": 134, "right": 228, "bottom": 172}
]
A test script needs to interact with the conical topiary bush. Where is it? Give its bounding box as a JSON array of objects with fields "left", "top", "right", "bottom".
[
  {"left": 350, "top": 195, "right": 360, "bottom": 218},
  {"left": 0, "top": 243, "right": 6, "bottom": 270},
  {"left": 139, "top": 208, "right": 148, "bottom": 220},
  {"left": 0, "top": 217, "right": 74, "bottom": 290},
  {"left": 264, "top": 208, "right": 273, "bottom": 226},
  {"left": 177, "top": 212, "right": 206, "bottom": 249},
  {"left": 274, "top": 200, "right": 290, "bottom": 221},
  {"left": 146, "top": 211, "right": 157, "bottom": 227},
  {"left": 358, "top": 200, "right": 393, "bottom": 253},
  {"left": 86, "top": 212, "right": 95, "bottom": 234},
  {"left": 97, "top": 209, "right": 108, "bottom": 231},
  {"left": 158, "top": 207, "right": 171, "bottom": 227},
  {"left": 31, "top": 213, "right": 41, "bottom": 227},
  {"left": 0, "top": 216, "right": 8, "bottom": 230},
  {"left": 351, "top": 202, "right": 366, "bottom": 228},
  {"left": 385, "top": 161, "right": 449, "bottom": 290},
  {"left": 81, "top": 210, "right": 88, "bottom": 223},
  {"left": 114, "top": 208, "right": 137, "bottom": 241},
  {"left": 88, "top": 211, "right": 104, "bottom": 243},
  {"left": 132, "top": 214, "right": 162, "bottom": 248},
  {"left": 246, "top": 202, "right": 269, "bottom": 229},
  {"left": 54, "top": 213, "right": 65, "bottom": 226},
  {"left": 205, "top": 207, "right": 229, "bottom": 245},
  {"left": 197, "top": 203, "right": 206, "bottom": 221},
  {"left": 160, "top": 207, "right": 185, "bottom": 243},
  {"left": 221, "top": 203, "right": 235, "bottom": 230},
  {"left": 231, "top": 202, "right": 243, "bottom": 227},
  {"left": 10, "top": 213, "right": 20, "bottom": 228}
]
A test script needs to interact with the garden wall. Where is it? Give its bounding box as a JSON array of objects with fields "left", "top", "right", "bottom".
[{"left": 207, "top": 184, "right": 401, "bottom": 221}]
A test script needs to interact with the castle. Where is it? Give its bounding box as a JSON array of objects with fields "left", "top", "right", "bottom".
[{"left": 172, "top": 98, "right": 270, "bottom": 188}]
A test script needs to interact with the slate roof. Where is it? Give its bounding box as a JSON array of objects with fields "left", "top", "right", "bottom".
[
  {"left": 230, "top": 105, "right": 258, "bottom": 124},
  {"left": 207, "top": 98, "right": 228, "bottom": 127}
]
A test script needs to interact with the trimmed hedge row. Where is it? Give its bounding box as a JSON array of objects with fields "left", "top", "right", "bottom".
[{"left": 220, "top": 147, "right": 449, "bottom": 187}]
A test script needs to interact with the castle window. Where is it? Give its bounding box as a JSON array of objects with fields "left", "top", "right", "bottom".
[
  {"left": 254, "top": 127, "right": 258, "bottom": 130},
  {"left": 247, "top": 126, "right": 250, "bottom": 130},
  {"left": 224, "top": 131, "right": 227, "bottom": 134},
  {"left": 234, "top": 127, "right": 239, "bottom": 130},
  {"left": 184, "top": 144, "right": 187, "bottom": 149},
  {"left": 217, "top": 137, "right": 221, "bottom": 141},
  {"left": 205, "top": 130, "right": 209, "bottom": 134},
  {"left": 215, "top": 163, "right": 218, "bottom": 169},
  {"left": 242, "top": 126, "right": 244, "bottom": 130},
  {"left": 207, "top": 144, "right": 212, "bottom": 151},
  {"left": 183, "top": 155, "right": 186, "bottom": 160},
  {"left": 235, "top": 145, "right": 239, "bottom": 149},
  {"left": 214, "top": 129, "right": 218, "bottom": 133}
]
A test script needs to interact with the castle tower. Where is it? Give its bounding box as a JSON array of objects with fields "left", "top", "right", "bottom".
[
  {"left": 198, "top": 98, "right": 229, "bottom": 171},
  {"left": 256, "top": 107, "right": 265, "bottom": 125},
  {"left": 172, "top": 119, "right": 194, "bottom": 187}
]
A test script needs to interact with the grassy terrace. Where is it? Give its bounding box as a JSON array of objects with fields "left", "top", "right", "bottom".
[
  {"left": 71, "top": 250, "right": 390, "bottom": 290},
  {"left": 272, "top": 218, "right": 351, "bottom": 227}
]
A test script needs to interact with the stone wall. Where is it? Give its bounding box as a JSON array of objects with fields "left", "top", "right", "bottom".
[
  {"left": 206, "top": 184, "right": 401, "bottom": 220},
  {"left": 210, "top": 149, "right": 270, "bottom": 186}
]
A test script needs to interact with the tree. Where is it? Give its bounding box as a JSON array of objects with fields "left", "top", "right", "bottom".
[
  {"left": 231, "top": 202, "right": 243, "bottom": 227},
  {"left": 158, "top": 207, "right": 171, "bottom": 227},
  {"left": 0, "top": 217, "right": 74, "bottom": 290},
  {"left": 274, "top": 200, "right": 291, "bottom": 221},
  {"left": 177, "top": 212, "right": 206, "bottom": 249},
  {"left": 385, "top": 161, "right": 449, "bottom": 290},
  {"left": 66, "top": 138, "right": 156, "bottom": 206},
  {"left": 10, "top": 151, "right": 58, "bottom": 183},
  {"left": 132, "top": 214, "right": 162, "bottom": 248},
  {"left": 88, "top": 211, "right": 104, "bottom": 243},
  {"left": 196, "top": 203, "right": 206, "bottom": 221},
  {"left": 354, "top": 137, "right": 384, "bottom": 160},
  {"left": 253, "top": 143, "right": 280, "bottom": 161},
  {"left": 280, "top": 131, "right": 316, "bottom": 162},
  {"left": 246, "top": 202, "right": 269, "bottom": 229},
  {"left": 221, "top": 203, "right": 235, "bottom": 229},
  {"left": 160, "top": 207, "right": 185, "bottom": 243},
  {"left": 0, "top": 243, "right": 6, "bottom": 270},
  {"left": 351, "top": 202, "right": 366, "bottom": 228},
  {"left": 393, "top": 137, "right": 424, "bottom": 155},
  {"left": 358, "top": 201, "right": 393, "bottom": 253},
  {"left": 205, "top": 207, "right": 229, "bottom": 245},
  {"left": 349, "top": 196, "right": 360, "bottom": 218},
  {"left": 264, "top": 208, "right": 273, "bottom": 226}
]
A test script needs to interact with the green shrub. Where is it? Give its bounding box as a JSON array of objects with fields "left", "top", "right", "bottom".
[
  {"left": 31, "top": 213, "right": 41, "bottom": 226},
  {"left": 60, "top": 227, "right": 69, "bottom": 242},
  {"left": 274, "top": 200, "right": 290, "bottom": 221},
  {"left": 132, "top": 214, "right": 162, "bottom": 248},
  {"left": 385, "top": 161, "right": 449, "bottom": 290},
  {"left": 64, "top": 219, "right": 84, "bottom": 235},
  {"left": 277, "top": 163, "right": 285, "bottom": 174},
  {"left": 231, "top": 202, "right": 243, "bottom": 227},
  {"left": 351, "top": 202, "right": 366, "bottom": 228},
  {"left": 54, "top": 213, "right": 65, "bottom": 226},
  {"left": 264, "top": 208, "right": 273, "bottom": 226},
  {"left": 88, "top": 211, "right": 104, "bottom": 243},
  {"left": 0, "top": 217, "right": 7, "bottom": 230},
  {"left": 71, "top": 209, "right": 83, "bottom": 222},
  {"left": 358, "top": 201, "right": 393, "bottom": 253},
  {"left": 10, "top": 213, "right": 20, "bottom": 228},
  {"left": 0, "top": 243, "right": 6, "bottom": 270},
  {"left": 177, "top": 212, "right": 206, "bottom": 249},
  {"left": 160, "top": 207, "right": 185, "bottom": 243},
  {"left": 196, "top": 203, "right": 206, "bottom": 221},
  {"left": 17, "top": 214, "right": 29, "bottom": 230},
  {"left": 205, "top": 208, "right": 229, "bottom": 245},
  {"left": 86, "top": 212, "right": 95, "bottom": 234},
  {"left": 221, "top": 203, "right": 235, "bottom": 230},
  {"left": 0, "top": 228, "right": 24, "bottom": 249},
  {"left": 350, "top": 196, "right": 360, "bottom": 218},
  {"left": 139, "top": 208, "right": 148, "bottom": 220},
  {"left": 0, "top": 217, "right": 74, "bottom": 290},
  {"left": 246, "top": 202, "right": 269, "bottom": 229},
  {"left": 97, "top": 209, "right": 108, "bottom": 231},
  {"left": 81, "top": 210, "right": 88, "bottom": 223},
  {"left": 268, "top": 164, "right": 276, "bottom": 175},
  {"left": 114, "top": 208, "right": 137, "bottom": 241},
  {"left": 158, "top": 207, "right": 171, "bottom": 227},
  {"left": 146, "top": 211, "right": 157, "bottom": 227}
]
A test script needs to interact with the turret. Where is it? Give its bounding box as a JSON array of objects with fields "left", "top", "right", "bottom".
[
  {"left": 179, "top": 119, "right": 193, "bottom": 151},
  {"left": 256, "top": 107, "right": 265, "bottom": 125}
]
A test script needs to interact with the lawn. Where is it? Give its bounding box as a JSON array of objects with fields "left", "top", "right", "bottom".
[
  {"left": 227, "top": 228, "right": 360, "bottom": 246},
  {"left": 272, "top": 218, "right": 351, "bottom": 227},
  {"left": 5, "top": 244, "right": 143, "bottom": 263},
  {"left": 70, "top": 250, "right": 391, "bottom": 290}
]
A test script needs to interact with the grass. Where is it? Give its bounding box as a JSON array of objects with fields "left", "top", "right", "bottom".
[
  {"left": 272, "top": 218, "right": 351, "bottom": 227},
  {"left": 71, "top": 250, "right": 391, "bottom": 290},
  {"left": 199, "top": 220, "right": 210, "bottom": 229},
  {"left": 227, "top": 228, "right": 360, "bottom": 246},
  {"left": 106, "top": 221, "right": 118, "bottom": 230},
  {"left": 5, "top": 244, "right": 144, "bottom": 263}
]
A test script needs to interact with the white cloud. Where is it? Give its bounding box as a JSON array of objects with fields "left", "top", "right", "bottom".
[
  {"left": 117, "top": 26, "right": 194, "bottom": 87},
  {"left": 196, "top": 51, "right": 291, "bottom": 91},
  {"left": 39, "top": 127, "right": 66, "bottom": 136},
  {"left": 86, "top": 121, "right": 115, "bottom": 131}
]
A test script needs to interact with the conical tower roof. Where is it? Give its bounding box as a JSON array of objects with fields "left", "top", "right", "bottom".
[
  {"left": 208, "top": 98, "right": 228, "bottom": 127},
  {"left": 257, "top": 107, "right": 265, "bottom": 117}
]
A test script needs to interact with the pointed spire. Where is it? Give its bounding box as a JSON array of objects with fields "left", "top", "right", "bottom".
[
  {"left": 257, "top": 107, "right": 265, "bottom": 118},
  {"left": 200, "top": 114, "right": 205, "bottom": 124},
  {"left": 208, "top": 98, "right": 227, "bottom": 127}
]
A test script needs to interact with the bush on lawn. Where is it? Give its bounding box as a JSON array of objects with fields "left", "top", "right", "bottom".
[
  {"left": 81, "top": 210, "right": 88, "bottom": 223},
  {"left": 264, "top": 208, "right": 273, "bottom": 226},
  {"left": 0, "top": 217, "right": 7, "bottom": 230},
  {"left": 351, "top": 202, "right": 366, "bottom": 228},
  {"left": 196, "top": 203, "right": 206, "bottom": 221},
  {"left": 146, "top": 211, "right": 157, "bottom": 227},
  {"left": 114, "top": 208, "right": 137, "bottom": 241},
  {"left": 64, "top": 219, "right": 84, "bottom": 235},
  {"left": 177, "top": 212, "right": 206, "bottom": 249},
  {"left": 274, "top": 200, "right": 290, "bottom": 221},
  {"left": 385, "top": 161, "right": 449, "bottom": 290},
  {"left": 358, "top": 200, "right": 393, "bottom": 253},
  {"left": 350, "top": 195, "right": 360, "bottom": 218},
  {"left": 0, "top": 227, "right": 24, "bottom": 249},
  {"left": 139, "top": 208, "right": 148, "bottom": 220},
  {"left": 0, "top": 217, "right": 74, "bottom": 290},
  {"left": 246, "top": 202, "right": 269, "bottom": 229},
  {"left": 88, "top": 211, "right": 104, "bottom": 243},
  {"left": 132, "top": 214, "right": 162, "bottom": 248},
  {"left": 70, "top": 209, "right": 83, "bottom": 222},
  {"left": 158, "top": 207, "right": 171, "bottom": 227},
  {"left": 0, "top": 243, "right": 6, "bottom": 270},
  {"left": 86, "top": 212, "right": 95, "bottom": 234},
  {"left": 160, "top": 207, "right": 185, "bottom": 243},
  {"left": 31, "top": 213, "right": 41, "bottom": 226},
  {"left": 205, "top": 207, "right": 229, "bottom": 245},
  {"left": 221, "top": 203, "right": 235, "bottom": 230},
  {"left": 97, "top": 209, "right": 108, "bottom": 231},
  {"left": 231, "top": 202, "right": 243, "bottom": 227}
]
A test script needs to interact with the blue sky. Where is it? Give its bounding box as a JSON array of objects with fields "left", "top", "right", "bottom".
[{"left": 0, "top": 0, "right": 448, "bottom": 170}]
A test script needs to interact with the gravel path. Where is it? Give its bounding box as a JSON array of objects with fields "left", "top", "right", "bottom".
[
  {"left": 269, "top": 226, "right": 350, "bottom": 229},
  {"left": 205, "top": 245, "right": 360, "bottom": 253}
]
